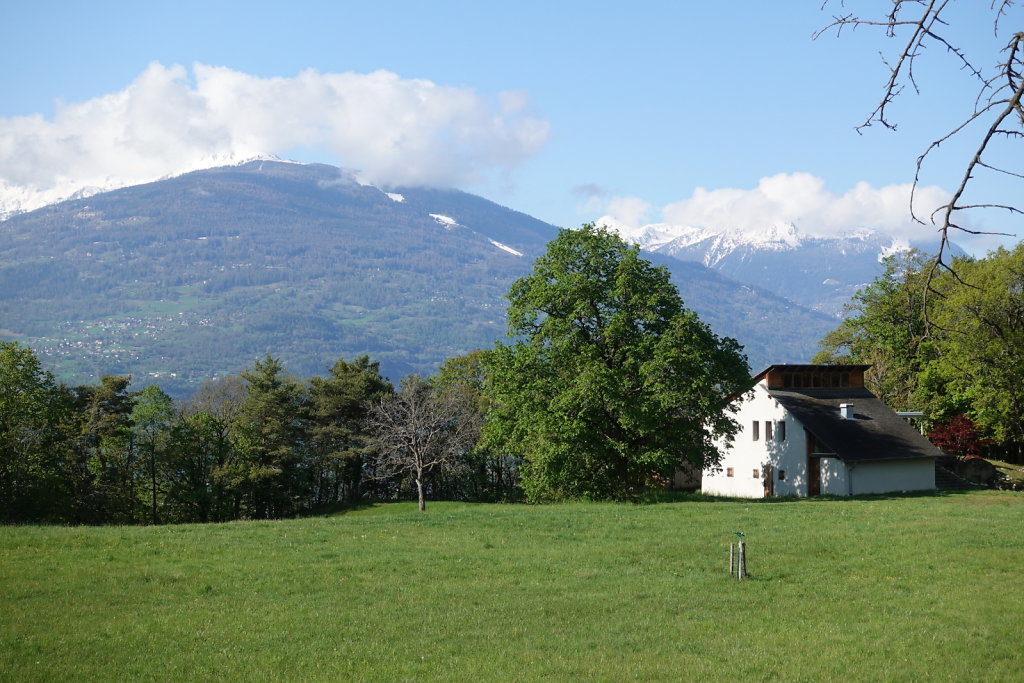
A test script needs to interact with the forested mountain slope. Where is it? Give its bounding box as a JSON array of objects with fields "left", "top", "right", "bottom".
[{"left": 0, "top": 161, "right": 833, "bottom": 394}]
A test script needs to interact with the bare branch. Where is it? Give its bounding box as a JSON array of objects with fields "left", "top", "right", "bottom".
[
  {"left": 820, "top": 3, "right": 1022, "bottom": 322},
  {"left": 364, "top": 375, "right": 481, "bottom": 511},
  {"left": 976, "top": 160, "right": 1024, "bottom": 181}
]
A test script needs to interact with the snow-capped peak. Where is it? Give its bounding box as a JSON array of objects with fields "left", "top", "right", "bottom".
[
  {"left": 592, "top": 215, "right": 686, "bottom": 250},
  {"left": 0, "top": 153, "right": 306, "bottom": 221},
  {"left": 593, "top": 217, "right": 930, "bottom": 271},
  {"left": 597, "top": 217, "right": 806, "bottom": 253}
]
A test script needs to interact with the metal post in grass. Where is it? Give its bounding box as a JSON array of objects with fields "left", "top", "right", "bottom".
[
  {"left": 729, "top": 542, "right": 735, "bottom": 576},
  {"left": 733, "top": 531, "right": 747, "bottom": 580}
]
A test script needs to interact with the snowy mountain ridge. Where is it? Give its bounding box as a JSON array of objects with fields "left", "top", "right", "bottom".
[
  {"left": 594, "top": 214, "right": 907, "bottom": 264},
  {"left": 593, "top": 215, "right": 941, "bottom": 316},
  {"left": 0, "top": 154, "right": 298, "bottom": 221}
]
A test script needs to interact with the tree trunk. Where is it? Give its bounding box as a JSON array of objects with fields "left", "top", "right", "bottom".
[{"left": 416, "top": 471, "right": 426, "bottom": 512}]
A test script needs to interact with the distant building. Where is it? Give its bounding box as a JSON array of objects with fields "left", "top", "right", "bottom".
[{"left": 702, "top": 364, "right": 938, "bottom": 497}]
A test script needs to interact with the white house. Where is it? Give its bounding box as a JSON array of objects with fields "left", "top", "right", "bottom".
[{"left": 702, "top": 364, "right": 938, "bottom": 497}]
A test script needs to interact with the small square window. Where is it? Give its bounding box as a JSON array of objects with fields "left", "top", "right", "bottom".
[
  {"left": 778, "top": 420, "right": 786, "bottom": 441},
  {"left": 752, "top": 469, "right": 760, "bottom": 478},
  {"left": 778, "top": 470, "right": 786, "bottom": 481},
  {"left": 752, "top": 421, "right": 759, "bottom": 441},
  {"left": 765, "top": 421, "right": 773, "bottom": 441},
  {"left": 726, "top": 467, "right": 734, "bottom": 477}
]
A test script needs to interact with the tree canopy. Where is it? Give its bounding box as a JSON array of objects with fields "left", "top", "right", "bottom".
[
  {"left": 816, "top": 243, "right": 1024, "bottom": 460},
  {"left": 483, "top": 225, "right": 750, "bottom": 501}
]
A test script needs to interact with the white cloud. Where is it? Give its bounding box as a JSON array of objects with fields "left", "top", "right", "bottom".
[
  {"left": 598, "top": 172, "right": 954, "bottom": 241},
  {"left": 658, "top": 172, "right": 952, "bottom": 239},
  {"left": 603, "top": 196, "right": 652, "bottom": 229},
  {"left": 0, "top": 62, "right": 550, "bottom": 215}
]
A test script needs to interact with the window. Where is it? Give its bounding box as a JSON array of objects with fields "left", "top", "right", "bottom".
[
  {"left": 778, "top": 470, "right": 786, "bottom": 481},
  {"left": 783, "top": 374, "right": 792, "bottom": 388},
  {"left": 752, "top": 469, "right": 760, "bottom": 478},
  {"left": 752, "top": 421, "right": 759, "bottom": 441},
  {"left": 726, "top": 467, "right": 734, "bottom": 477},
  {"left": 765, "top": 421, "right": 773, "bottom": 441},
  {"left": 777, "top": 420, "right": 786, "bottom": 441}
]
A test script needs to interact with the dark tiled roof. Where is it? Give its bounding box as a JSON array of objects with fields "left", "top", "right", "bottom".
[{"left": 768, "top": 387, "right": 942, "bottom": 463}]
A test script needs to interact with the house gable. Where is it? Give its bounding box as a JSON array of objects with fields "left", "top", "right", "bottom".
[{"left": 701, "top": 364, "right": 938, "bottom": 497}]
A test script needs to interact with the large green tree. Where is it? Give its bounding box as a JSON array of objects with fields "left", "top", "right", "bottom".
[
  {"left": 483, "top": 225, "right": 750, "bottom": 502},
  {"left": 130, "top": 385, "right": 176, "bottom": 524},
  {"left": 926, "top": 246, "right": 1024, "bottom": 447},
  {"left": 73, "top": 375, "right": 137, "bottom": 523},
  {"left": 432, "top": 350, "right": 521, "bottom": 502},
  {"left": 816, "top": 243, "right": 1024, "bottom": 461},
  {"left": 163, "top": 411, "right": 235, "bottom": 523},
  {"left": 813, "top": 250, "right": 933, "bottom": 410},
  {"left": 0, "top": 342, "right": 71, "bottom": 522},
  {"left": 308, "top": 356, "right": 392, "bottom": 505},
  {"left": 234, "top": 356, "right": 310, "bottom": 518}
]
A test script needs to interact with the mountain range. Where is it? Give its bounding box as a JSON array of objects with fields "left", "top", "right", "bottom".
[
  {"left": 596, "top": 216, "right": 958, "bottom": 316},
  {"left": 1, "top": 160, "right": 854, "bottom": 396}
]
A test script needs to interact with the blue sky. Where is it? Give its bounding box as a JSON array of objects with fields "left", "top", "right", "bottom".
[{"left": 2, "top": 1, "right": 1019, "bottom": 253}]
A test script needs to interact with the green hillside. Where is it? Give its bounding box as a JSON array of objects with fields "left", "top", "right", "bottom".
[
  {"left": 2, "top": 491, "right": 1022, "bottom": 680},
  {"left": 0, "top": 161, "right": 834, "bottom": 395}
]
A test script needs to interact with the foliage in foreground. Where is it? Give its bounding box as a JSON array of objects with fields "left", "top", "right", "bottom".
[
  {"left": 484, "top": 225, "right": 750, "bottom": 502},
  {"left": 1, "top": 492, "right": 1022, "bottom": 680},
  {"left": 0, "top": 344, "right": 501, "bottom": 525},
  {"left": 815, "top": 244, "right": 1024, "bottom": 462}
]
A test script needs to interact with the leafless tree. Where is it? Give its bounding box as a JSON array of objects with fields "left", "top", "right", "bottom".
[
  {"left": 365, "top": 375, "right": 482, "bottom": 511},
  {"left": 816, "top": 1, "right": 1022, "bottom": 288}
]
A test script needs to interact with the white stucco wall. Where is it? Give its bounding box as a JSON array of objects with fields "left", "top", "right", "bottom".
[
  {"left": 702, "top": 383, "right": 937, "bottom": 498},
  {"left": 849, "top": 458, "right": 936, "bottom": 495},
  {"left": 819, "top": 457, "right": 848, "bottom": 495},
  {"left": 702, "top": 385, "right": 809, "bottom": 498}
]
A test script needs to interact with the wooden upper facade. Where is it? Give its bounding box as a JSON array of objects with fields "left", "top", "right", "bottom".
[{"left": 754, "top": 364, "right": 870, "bottom": 391}]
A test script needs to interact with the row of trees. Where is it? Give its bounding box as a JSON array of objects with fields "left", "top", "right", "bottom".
[
  {"left": 0, "top": 345, "right": 510, "bottom": 524},
  {"left": 815, "top": 244, "right": 1024, "bottom": 462},
  {"left": 2, "top": 226, "right": 753, "bottom": 522},
  {"left": 9, "top": 224, "right": 1021, "bottom": 524}
]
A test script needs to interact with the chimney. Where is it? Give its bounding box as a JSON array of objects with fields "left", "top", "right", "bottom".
[{"left": 840, "top": 403, "right": 854, "bottom": 420}]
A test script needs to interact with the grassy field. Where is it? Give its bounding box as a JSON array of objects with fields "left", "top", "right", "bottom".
[{"left": 2, "top": 491, "right": 1022, "bottom": 681}]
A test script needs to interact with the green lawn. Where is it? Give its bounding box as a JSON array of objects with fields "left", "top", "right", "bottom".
[{"left": 2, "top": 492, "right": 1022, "bottom": 681}]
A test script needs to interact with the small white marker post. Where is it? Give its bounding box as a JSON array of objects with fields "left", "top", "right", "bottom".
[{"left": 733, "top": 531, "right": 747, "bottom": 580}]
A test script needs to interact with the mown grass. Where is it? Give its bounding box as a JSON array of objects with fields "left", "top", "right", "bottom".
[{"left": 2, "top": 491, "right": 1022, "bottom": 681}]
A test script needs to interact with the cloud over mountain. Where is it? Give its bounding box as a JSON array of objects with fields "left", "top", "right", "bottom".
[
  {"left": 598, "top": 172, "right": 954, "bottom": 240},
  {"left": 0, "top": 63, "right": 550, "bottom": 214}
]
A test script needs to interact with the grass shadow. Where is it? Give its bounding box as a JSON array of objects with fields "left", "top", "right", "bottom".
[
  {"left": 304, "top": 499, "right": 385, "bottom": 517},
  {"left": 640, "top": 487, "right": 989, "bottom": 505}
]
